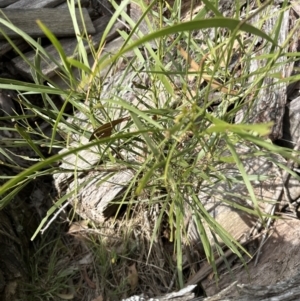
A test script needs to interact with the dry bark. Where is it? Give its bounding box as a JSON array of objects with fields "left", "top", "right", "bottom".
[
  {"left": 11, "top": 14, "right": 123, "bottom": 79},
  {"left": 202, "top": 269, "right": 300, "bottom": 301},
  {"left": 0, "top": 8, "right": 95, "bottom": 39},
  {"left": 119, "top": 269, "right": 300, "bottom": 300}
]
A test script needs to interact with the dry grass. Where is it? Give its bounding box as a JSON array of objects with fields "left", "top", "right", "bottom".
[{"left": 61, "top": 202, "right": 198, "bottom": 300}]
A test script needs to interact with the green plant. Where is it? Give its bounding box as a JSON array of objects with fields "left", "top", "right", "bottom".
[{"left": 0, "top": 0, "right": 299, "bottom": 298}]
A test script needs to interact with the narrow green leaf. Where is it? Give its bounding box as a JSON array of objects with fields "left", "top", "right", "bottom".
[
  {"left": 15, "top": 124, "right": 45, "bottom": 159},
  {"left": 101, "top": 17, "right": 277, "bottom": 70}
]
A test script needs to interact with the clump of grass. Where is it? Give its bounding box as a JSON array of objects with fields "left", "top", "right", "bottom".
[
  {"left": 24, "top": 227, "right": 79, "bottom": 301},
  {"left": 0, "top": 0, "right": 300, "bottom": 299}
]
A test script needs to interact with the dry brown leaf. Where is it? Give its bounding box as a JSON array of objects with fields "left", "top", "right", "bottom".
[
  {"left": 89, "top": 117, "right": 130, "bottom": 141},
  {"left": 128, "top": 263, "right": 138, "bottom": 291},
  {"left": 209, "top": 38, "right": 242, "bottom": 69},
  {"left": 177, "top": 44, "right": 238, "bottom": 95}
]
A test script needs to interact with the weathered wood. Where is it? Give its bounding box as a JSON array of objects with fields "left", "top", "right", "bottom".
[
  {"left": 0, "top": 8, "right": 95, "bottom": 39},
  {"left": 53, "top": 106, "right": 135, "bottom": 222},
  {"left": 0, "top": 0, "right": 18, "bottom": 7},
  {"left": 121, "top": 285, "right": 197, "bottom": 301},
  {"left": 0, "top": 32, "right": 19, "bottom": 56},
  {"left": 121, "top": 264, "right": 300, "bottom": 300},
  {"left": 52, "top": 67, "right": 152, "bottom": 220},
  {"left": 201, "top": 217, "right": 300, "bottom": 296},
  {"left": 7, "top": 0, "right": 64, "bottom": 8},
  {"left": 280, "top": 95, "right": 300, "bottom": 149},
  {"left": 203, "top": 272, "right": 300, "bottom": 301},
  {"left": 0, "top": 0, "right": 67, "bottom": 55},
  {"left": 118, "top": 270, "right": 300, "bottom": 300},
  {"left": 50, "top": 36, "right": 135, "bottom": 89},
  {"left": 235, "top": 5, "right": 295, "bottom": 141},
  {"left": 59, "top": 0, "right": 90, "bottom": 8},
  {"left": 11, "top": 14, "right": 123, "bottom": 78}
]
